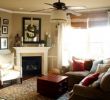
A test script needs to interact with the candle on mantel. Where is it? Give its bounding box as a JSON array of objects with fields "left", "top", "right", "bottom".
[
  {"left": 45, "top": 32, "right": 48, "bottom": 36},
  {"left": 21, "top": 36, "right": 23, "bottom": 46}
]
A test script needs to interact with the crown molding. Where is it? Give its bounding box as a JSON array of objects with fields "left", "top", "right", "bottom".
[
  {"left": 0, "top": 8, "right": 13, "bottom": 13},
  {"left": 13, "top": 11, "right": 50, "bottom": 15},
  {"left": 0, "top": 8, "right": 50, "bottom": 15},
  {"left": 0, "top": 7, "right": 109, "bottom": 15},
  {"left": 78, "top": 7, "right": 110, "bottom": 12}
]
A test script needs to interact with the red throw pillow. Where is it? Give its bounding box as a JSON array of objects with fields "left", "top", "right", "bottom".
[
  {"left": 71, "top": 57, "right": 93, "bottom": 71},
  {"left": 72, "top": 59, "right": 85, "bottom": 71},
  {"left": 80, "top": 72, "right": 100, "bottom": 86}
]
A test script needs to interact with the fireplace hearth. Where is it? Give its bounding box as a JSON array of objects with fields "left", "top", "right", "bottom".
[{"left": 22, "top": 56, "right": 42, "bottom": 77}]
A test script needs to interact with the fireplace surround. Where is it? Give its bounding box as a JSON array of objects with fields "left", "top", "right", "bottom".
[{"left": 13, "top": 47, "right": 50, "bottom": 77}]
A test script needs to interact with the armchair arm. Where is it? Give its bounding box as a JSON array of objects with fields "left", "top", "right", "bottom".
[
  {"left": 13, "top": 65, "right": 22, "bottom": 78},
  {"left": 13, "top": 65, "right": 22, "bottom": 71},
  {"left": 0, "top": 68, "right": 1, "bottom": 78},
  {"left": 73, "top": 84, "right": 103, "bottom": 99}
]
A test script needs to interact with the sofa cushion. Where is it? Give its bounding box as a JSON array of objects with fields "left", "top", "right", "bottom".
[
  {"left": 1, "top": 69, "right": 20, "bottom": 81},
  {"left": 91, "top": 79, "right": 100, "bottom": 88},
  {"left": 0, "top": 53, "right": 14, "bottom": 70},
  {"left": 1, "top": 63, "right": 14, "bottom": 70},
  {"left": 100, "top": 68, "right": 110, "bottom": 92},
  {"left": 65, "top": 71, "right": 90, "bottom": 77},
  {"left": 0, "top": 68, "right": 10, "bottom": 77},
  {"left": 65, "top": 71, "right": 90, "bottom": 85},
  {"left": 73, "top": 84, "right": 104, "bottom": 100},
  {"left": 72, "top": 59, "right": 85, "bottom": 71},
  {"left": 80, "top": 72, "right": 99, "bottom": 86},
  {"left": 0, "top": 53, "right": 14, "bottom": 67},
  {"left": 90, "top": 60, "right": 103, "bottom": 73}
]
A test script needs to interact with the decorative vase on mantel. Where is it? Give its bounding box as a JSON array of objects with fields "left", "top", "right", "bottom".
[
  {"left": 46, "top": 34, "right": 51, "bottom": 47},
  {"left": 44, "top": 32, "right": 51, "bottom": 47}
]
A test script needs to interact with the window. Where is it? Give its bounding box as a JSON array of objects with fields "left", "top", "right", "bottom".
[{"left": 62, "top": 25, "right": 110, "bottom": 66}]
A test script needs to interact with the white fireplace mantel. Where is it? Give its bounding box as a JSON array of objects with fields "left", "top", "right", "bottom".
[{"left": 13, "top": 47, "right": 50, "bottom": 75}]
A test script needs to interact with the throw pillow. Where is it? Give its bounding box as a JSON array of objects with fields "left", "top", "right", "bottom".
[
  {"left": 103, "top": 58, "right": 110, "bottom": 64},
  {"left": 72, "top": 59, "right": 85, "bottom": 71},
  {"left": 100, "top": 68, "right": 110, "bottom": 92},
  {"left": 72, "top": 56, "right": 82, "bottom": 60},
  {"left": 84, "top": 60, "right": 93, "bottom": 70},
  {"left": 80, "top": 72, "right": 100, "bottom": 86},
  {"left": 90, "top": 60, "right": 103, "bottom": 73},
  {"left": 96, "top": 64, "right": 110, "bottom": 73},
  {"left": 71, "top": 57, "right": 93, "bottom": 71}
]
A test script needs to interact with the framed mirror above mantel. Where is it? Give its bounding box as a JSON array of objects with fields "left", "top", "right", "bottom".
[{"left": 22, "top": 17, "right": 41, "bottom": 43}]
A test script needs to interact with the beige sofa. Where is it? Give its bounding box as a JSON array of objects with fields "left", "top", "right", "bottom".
[
  {"left": 0, "top": 52, "right": 22, "bottom": 86},
  {"left": 64, "top": 58, "right": 107, "bottom": 90},
  {"left": 69, "top": 68, "right": 110, "bottom": 100},
  {"left": 65, "top": 59, "right": 93, "bottom": 90}
]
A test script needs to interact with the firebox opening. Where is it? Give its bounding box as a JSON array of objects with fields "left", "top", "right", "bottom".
[{"left": 22, "top": 56, "right": 42, "bottom": 77}]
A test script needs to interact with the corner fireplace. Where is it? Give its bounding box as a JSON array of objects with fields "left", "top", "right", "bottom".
[
  {"left": 22, "top": 56, "right": 42, "bottom": 76},
  {"left": 13, "top": 47, "right": 50, "bottom": 77}
]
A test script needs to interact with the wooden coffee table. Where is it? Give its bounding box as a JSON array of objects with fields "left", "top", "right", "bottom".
[{"left": 37, "top": 74, "right": 68, "bottom": 98}]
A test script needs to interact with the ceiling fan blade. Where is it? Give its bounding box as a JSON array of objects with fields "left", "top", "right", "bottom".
[
  {"left": 31, "top": 8, "right": 53, "bottom": 12},
  {"left": 67, "top": 6, "right": 86, "bottom": 10},
  {"left": 66, "top": 10, "right": 81, "bottom": 16},
  {"left": 44, "top": 3, "right": 53, "bottom": 6}
]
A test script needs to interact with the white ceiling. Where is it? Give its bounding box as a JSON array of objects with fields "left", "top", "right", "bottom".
[{"left": 0, "top": 0, "right": 110, "bottom": 13}]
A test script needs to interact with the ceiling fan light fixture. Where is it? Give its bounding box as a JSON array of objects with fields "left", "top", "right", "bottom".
[{"left": 50, "top": 10, "right": 67, "bottom": 23}]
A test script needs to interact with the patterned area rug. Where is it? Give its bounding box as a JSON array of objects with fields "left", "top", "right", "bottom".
[{"left": 0, "top": 77, "right": 69, "bottom": 100}]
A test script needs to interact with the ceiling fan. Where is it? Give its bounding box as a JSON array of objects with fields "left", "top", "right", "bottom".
[
  {"left": 45, "top": 0, "right": 69, "bottom": 10},
  {"left": 32, "top": 0, "right": 86, "bottom": 16}
]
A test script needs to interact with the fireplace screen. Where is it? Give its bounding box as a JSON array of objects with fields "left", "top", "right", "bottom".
[{"left": 22, "top": 56, "right": 42, "bottom": 76}]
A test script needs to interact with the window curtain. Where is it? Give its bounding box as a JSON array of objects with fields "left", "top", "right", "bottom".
[
  {"left": 57, "top": 15, "right": 72, "bottom": 67},
  {"left": 57, "top": 24, "right": 63, "bottom": 68}
]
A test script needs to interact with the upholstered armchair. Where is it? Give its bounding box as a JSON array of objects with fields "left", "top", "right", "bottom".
[{"left": 0, "top": 52, "right": 22, "bottom": 86}]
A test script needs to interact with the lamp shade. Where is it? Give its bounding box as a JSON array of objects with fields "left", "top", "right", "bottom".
[{"left": 50, "top": 10, "right": 67, "bottom": 23}]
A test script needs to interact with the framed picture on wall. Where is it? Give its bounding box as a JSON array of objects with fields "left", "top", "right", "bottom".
[
  {"left": 0, "top": 30, "right": 1, "bottom": 36},
  {"left": 0, "top": 37, "right": 8, "bottom": 49},
  {"left": 2, "top": 25, "right": 8, "bottom": 34},
  {"left": 0, "top": 18, "right": 1, "bottom": 35},
  {"left": 22, "top": 17, "right": 41, "bottom": 43},
  {"left": 3, "top": 19, "right": 9, "bottom": 25}
]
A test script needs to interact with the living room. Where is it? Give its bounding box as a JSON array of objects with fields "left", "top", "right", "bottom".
[{"left": 0, "top": 0, "right": 110, "bottom": 100}]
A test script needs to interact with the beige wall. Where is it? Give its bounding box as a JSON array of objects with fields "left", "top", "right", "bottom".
[
  {"left": 0, "top": 11, "right": 58, "bottom": 71},
  {"left": 11, "top": 14, "right": 53, "bottom": 46}
]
